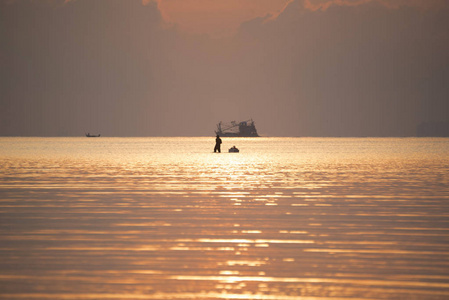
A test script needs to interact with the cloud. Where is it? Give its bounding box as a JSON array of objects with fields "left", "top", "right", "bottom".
[
  {"left": 302, "top": 0, "right": 449, "bottom": 11},
  {"left": 141, "top": 0, "right": 449, "bottom": 37},
  {"left": 39, "top": 0, "right": 449, "bottom": 37}
]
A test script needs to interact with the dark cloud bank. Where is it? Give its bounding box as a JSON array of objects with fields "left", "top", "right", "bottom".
[{"left": 1, "top": 0, "right": 448, "bottom": 136}]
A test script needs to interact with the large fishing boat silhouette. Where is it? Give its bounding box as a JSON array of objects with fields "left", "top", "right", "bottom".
[{"left": 215, "top": 119, "right": 259, "bottom": 137}]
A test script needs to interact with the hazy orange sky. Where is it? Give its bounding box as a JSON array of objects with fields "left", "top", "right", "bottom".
[
  {"left": 147, "top": 0, "right": 292, "bottom": 36},
  {"left": 1, "top": 0, "right": 448, "bottom": 136}
]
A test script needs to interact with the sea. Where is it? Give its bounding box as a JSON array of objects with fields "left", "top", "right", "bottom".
[{"left": 1, "top": 137, "right": 449, "bottom": 300}]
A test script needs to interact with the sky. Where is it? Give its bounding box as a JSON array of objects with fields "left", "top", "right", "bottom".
[{"left": 1, "top": 0, "right": 448, "bottom": 136}]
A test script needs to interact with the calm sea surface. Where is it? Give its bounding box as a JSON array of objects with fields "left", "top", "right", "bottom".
[{"left": 1, "top": 137, "right": 449, "bottom": 300}]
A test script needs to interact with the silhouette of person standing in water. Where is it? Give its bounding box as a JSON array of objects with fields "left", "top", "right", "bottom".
[{"left": 214, "top": 135, "right": 222, "bottom": 153}]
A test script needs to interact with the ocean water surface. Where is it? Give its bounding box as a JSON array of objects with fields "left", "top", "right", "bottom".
[{"left": 1, "top": 137, "right": 449, "bottom": 299}]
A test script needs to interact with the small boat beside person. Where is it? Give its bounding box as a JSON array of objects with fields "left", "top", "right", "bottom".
[{"left": 229, "top": 146, "right": 239, "bottom": 153}]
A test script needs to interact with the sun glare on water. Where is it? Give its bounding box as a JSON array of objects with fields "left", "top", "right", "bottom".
[{"left": 1, "top": 137, "right": 449, "bottom": 299}]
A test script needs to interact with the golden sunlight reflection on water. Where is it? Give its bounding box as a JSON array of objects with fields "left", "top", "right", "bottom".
[{"left": 1, "top": 137, "right": 449, "bottom": 299}]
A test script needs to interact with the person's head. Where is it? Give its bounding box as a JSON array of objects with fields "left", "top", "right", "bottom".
[{"left": 216, "top": 135, "right": 219, "bottom": 138}]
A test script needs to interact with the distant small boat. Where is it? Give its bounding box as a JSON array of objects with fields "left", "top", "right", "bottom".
[
  {"left": 229, "top": 146, "right": 239, "bottom": 153},
  {"left": 85, "top": 133, "right": 101, "bottom": 137}
]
